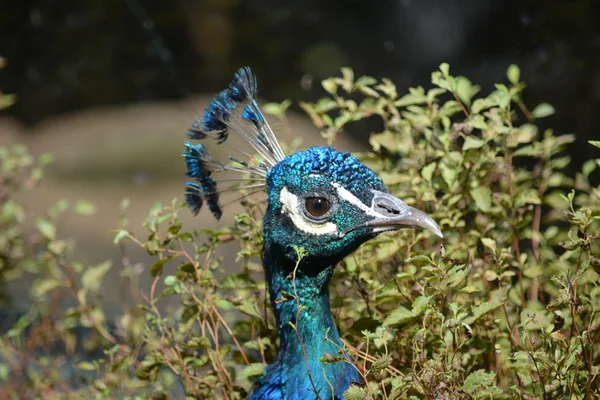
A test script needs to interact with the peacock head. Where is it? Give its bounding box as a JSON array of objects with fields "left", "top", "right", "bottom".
[
  {"left": 183, "top": 67, "right": 442, "bottom": 268},
  {"left": 262, "top": 146, "right": 442, "bottom": 265}
]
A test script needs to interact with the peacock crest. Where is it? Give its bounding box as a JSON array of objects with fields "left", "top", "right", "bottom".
[{"left": 183, "top": 67, "right": 285, "bottom": 220}]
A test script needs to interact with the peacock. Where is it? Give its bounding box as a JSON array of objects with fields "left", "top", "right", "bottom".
[{"left": 183, "top": 67, "right": 442, "bottom": 400}]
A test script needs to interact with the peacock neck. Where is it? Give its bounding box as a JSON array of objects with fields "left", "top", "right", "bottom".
[
  {"left": 265, "top": 252, "right": 339, "bottom": 356},
  {"left": 262, "top": 244, "right": 360, "bottom": 398}
]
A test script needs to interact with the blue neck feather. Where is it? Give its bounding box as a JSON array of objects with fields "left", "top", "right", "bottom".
[{"left": 250, "top": 236, "right": 360, "bottom": 399}]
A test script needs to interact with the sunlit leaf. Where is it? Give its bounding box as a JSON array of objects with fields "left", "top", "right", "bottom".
[{"left": 532, "top": 103, "right": 555, "bottom": 118}]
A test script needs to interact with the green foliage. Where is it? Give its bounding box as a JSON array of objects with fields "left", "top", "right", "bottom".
[{"left": 1, "top": 63, "right": 600, "bottom": 399}]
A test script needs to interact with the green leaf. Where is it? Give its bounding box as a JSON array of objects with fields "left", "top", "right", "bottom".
[
  {"left": 370, "top": 354, "right": 392, "bottom": 371},
  {"left": 35, "top": 218, "right": 56, "bottom": 240},
  {"left": 471, "top": 97, "right": 495, "bottom": 114},
  {"left": 81, "top": 261, "right": 112, "bottom": 292},
  {"left": 343, "top": 385, "right": 368, "bottom": 400},
  {"left": 164, "top": 275, "right": 178, "bottom": 286},
  {"left": 463, "top": 137, "right": 485, "bottom": 151},
  {"left": 113, "top": 229, "right": 130, "bottom": 244},
  {"left": 241, "top": 363, "right": 265, "bottom": 380},
  {"left": 48, "top": 240, "right": 68, "bottom": 255},
  {"left": 483, "top": 270, "right": 498, "bottom": 281},
  {"left": 455, "top": 76, "right": 480, "bottom": 106},
  {"left": 394, "top": 92, "right": 427, "bottom": 107},
  {"left": 369, "top": 131, "right": 401, "bottom": 153},
  {"left": 183, "top": 336, "right": 211, "bottom": 349},
  {"left": 507, "top": 125, "right": 537, "bottom": 147},
  {"left": 583, "top": 159, "right": 597, "bottom": 177},
  {"left": 74, "top": 200, "right": 96, "bottom": 216},
  {"left": 440, "top": 163, "right": 457, "bottom": 189},
  {"left": 439, "top": 62, "right": 450, "bottom": 76},
  {"left": 481, "top": 238, "right": 496, "bottom": 253},
  {"left": 355, "top": 84, "right": 379, "bottom": 98},
  {"left": 383, "top": 306, "right": 416, "bottom": 326},
  {"left": 1, "top": 94, "right": 17, "bottom": 109},
  {"left": 589, "top": 140, "right": 600, "bottom": 149},
  {"left": 411, "top": 295, "right": 431, "bottom": 314},
  {"left": 532, "top": 103, "right": 555, "bottom": 118},
  {"left": 506, "top": 64, "right": 520, "bottom": 84},
  {"left": 379, "top": 172, "right": 406, "bottom": 186},
  {"left": 76, "top": 361, "right": 97, "bottom": 371},
  {"left": 80, "top": 307, "right": 106, "bottom": 328},
  {"left": 0, "top": 363, "right": 9, "bottom": 382},
  {"left": 468, "top": 115, "right": 488, "bottom": 130},
  {"left": 32, "top": 278, "right": 62, "bottom": 299},
  {"left": 39, "top": 152, "right": 54, "bottom": 166},
  {"left": 355, "top": 75, "right": 377, "bottom": 86},
  {"left": 149, "top": 256, "right": 175, "bottom": 277},
  {"left": 470, "top": 186, "right": 492, "bottom": 212},
  {"left": 466, "top": 297, "right": 503, "bottom": 324},
  {"left": 421, "top": 162, "right": 436, "bottom": 183},
  {"left": 263, "top": 100, "right": 291, "bottom": 117},
  {"left": 236, "top": 296, "right": 263, "bottom": 319},
  {"left": 322, "top": 78, "right": 337, "bottom": 94},
  {"left": 405, "top": 255, "right": 434, "bottom": 267},
  {"left": 462, "top": 369, "right": 496, "bottom": 393},
  {"left": 339, "top": 67, "right": 354, "bottom": 92},
  {"left": 178, "top": 231, "right": 194, "bottom": 242},
  {"left": 461, "top": 286, "right": 479, "bottom": 294}
]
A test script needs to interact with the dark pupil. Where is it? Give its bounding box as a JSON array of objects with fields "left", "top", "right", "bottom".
[{"left": 305, "top": 197, "right": 330, "bottom": 217}]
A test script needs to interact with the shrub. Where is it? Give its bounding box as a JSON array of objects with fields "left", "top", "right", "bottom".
[{"left": 1, "top": 63, "right": 599, "bottom": 399}]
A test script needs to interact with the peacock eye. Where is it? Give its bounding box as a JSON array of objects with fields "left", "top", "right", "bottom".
[{"left": 305, "top": 197, "right": 331, "bottom": 218}]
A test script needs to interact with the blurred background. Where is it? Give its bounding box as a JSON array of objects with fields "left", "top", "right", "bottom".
[{"left": 1, "top": 0, "right": 599, "bottom": 314}]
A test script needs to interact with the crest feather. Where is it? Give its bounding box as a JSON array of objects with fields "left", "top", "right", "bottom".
[
  {"left": 183, "top": 67, "right": 281, "bottom": 219},
  {"left": 183, "top": 143, "right": 223, "bottom": 219}
]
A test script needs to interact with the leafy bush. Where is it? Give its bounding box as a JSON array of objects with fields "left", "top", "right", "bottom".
[{"left": 1, "top": 63, "right": 599, "bottom": 399}]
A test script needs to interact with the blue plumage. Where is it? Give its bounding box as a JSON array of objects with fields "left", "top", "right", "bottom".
[
  {"left": 229, "top": 66, "right": 257, "bottom": 102},
  {"left": 183, "top": 142, "right": 211, "bottom": 179},
  {"left": 195, "top": 67, "right": 258, "bottom": 144},
  {"left": 269, "top": 146, "right": 386, "bottom": 203},
  {"left": 201, "top": 92, "right": 230, "bottom": 134},
  {"left": 242, "top": 102, "right": 264, "bottom": 126},
  {"left": 184, "top": 182, "right": 203, "bottom": 216},
  {"left": 198, "top": 90, "right": 237, "bottom": 143},
  {"left": 186, "top": 119, "right": 207, "bottom": 140},
  {"left": 188, "top": 66, "right": 285, "bottom": 167},
  {"left": 182, "top": 67, "right": 442, "bottom": 399},
  {"left": 182, "top": 142, "right": 222, "bottom": 219},
  {"left": 249, "top": 260, "right": 361, "bottom": 400}
]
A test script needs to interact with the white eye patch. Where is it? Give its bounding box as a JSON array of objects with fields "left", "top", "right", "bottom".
[
  {"left": 330, "top": 183, "right": 388, "bottom": 219},
  {"left": 279, "top": 187, "right": 338, "bottom": 235}
]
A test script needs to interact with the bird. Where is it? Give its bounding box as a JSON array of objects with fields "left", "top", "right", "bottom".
[{"left": 183, "top": 67, "right": 442, "bottom": 400}]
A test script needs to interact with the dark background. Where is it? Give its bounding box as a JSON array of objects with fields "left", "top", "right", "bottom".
[{"left": 1, "top": 0, "right": 599, "bottom": 161}]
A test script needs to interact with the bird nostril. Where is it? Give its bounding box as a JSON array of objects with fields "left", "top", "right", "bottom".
[{"left": 376, "top": 202, "right": 401, "bottom": 216}]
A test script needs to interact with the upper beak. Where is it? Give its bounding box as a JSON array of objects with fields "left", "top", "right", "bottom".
[{"left": 364, "top": 191, "right": 443, "bottom": 238}]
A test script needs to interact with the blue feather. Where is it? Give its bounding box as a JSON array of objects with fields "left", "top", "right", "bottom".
[
  {"left": 198, "top": 67, "right": 259, "bottom": 142},
  {"left": 184, "top": 182, "right": 203, "bottom": 216},
  {"left": 229, "top": 66, "right": 257, "bottom": 102},
  {"left": 182, "top": 143, "right": 223, "bottom": 219},
  {"left": 183, "top": 142, "right": 211, "bottom": 179},
  {"left": 187, "top": 119, "right": 207, "bottom": 140},
  {"left": 242, "top": 102, "right": 264, "bottom": 128},
  {"left": 204, "top": 178, "right": 222, "bottom": 220},
  {"left": 201, "top": 91, "right": 234, "bottom": 134},
  {"left": 190, "top": 66, "right": 285, "bottom": 167}
]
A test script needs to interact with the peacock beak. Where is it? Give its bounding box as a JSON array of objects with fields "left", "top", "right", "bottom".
[{"left": 364, "top": 191, "right": 443, "bottom": 238}]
